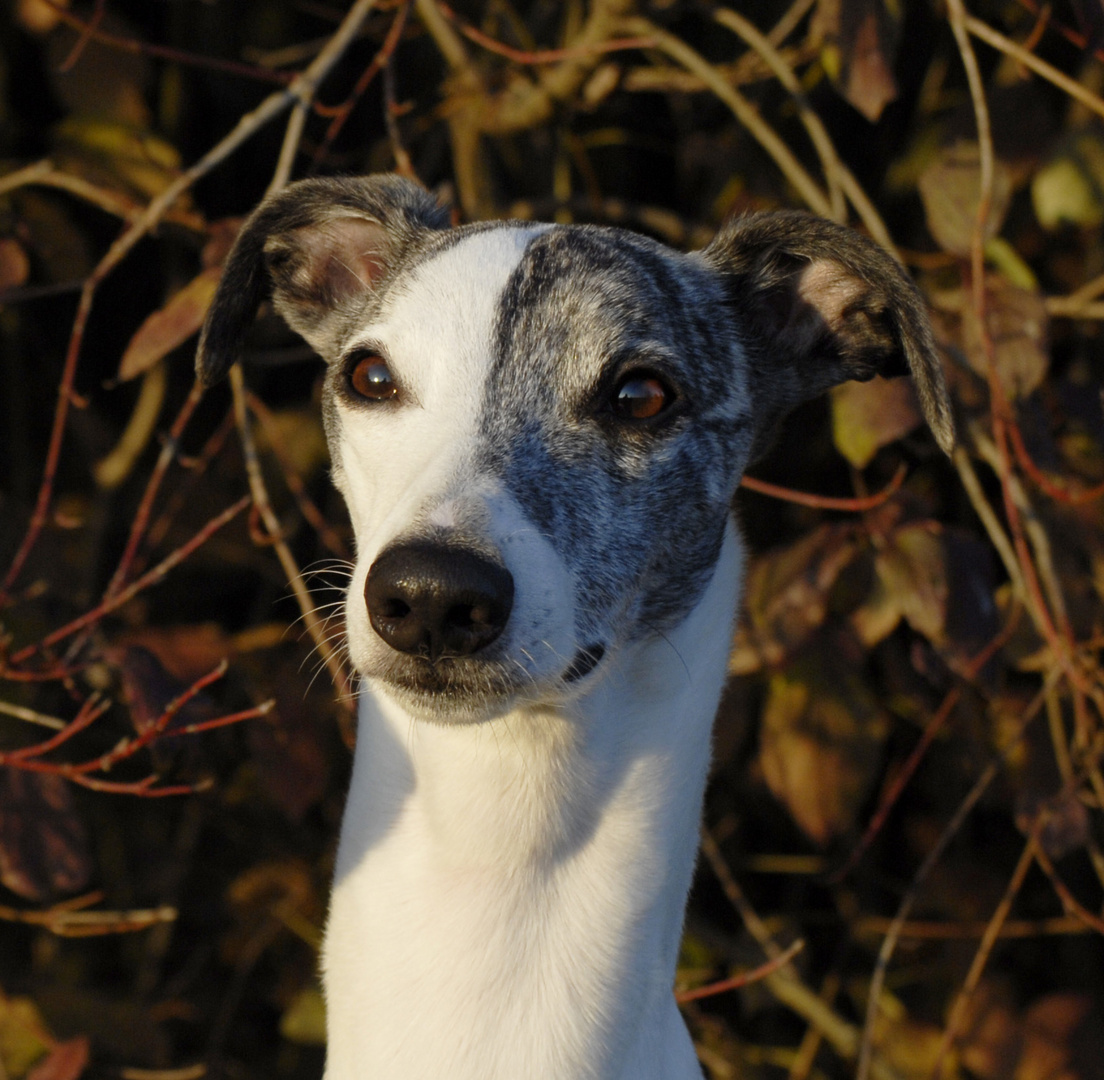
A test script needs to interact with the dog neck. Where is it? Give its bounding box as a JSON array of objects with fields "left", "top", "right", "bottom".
[{"left": 321, "top": 522, "right": 743, "bottom": 1080}]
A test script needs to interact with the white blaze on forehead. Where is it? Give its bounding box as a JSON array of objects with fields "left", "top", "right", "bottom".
[{"left": 336, "top": 225, "right": 547, "bottom": 560}]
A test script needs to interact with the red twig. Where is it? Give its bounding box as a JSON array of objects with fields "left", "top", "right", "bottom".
[
  {"left": 40, "top": 0, "right": 293, "bottom": 85},
  {"left": 2, "top": 661, "right": 272, "bottom": 793},
  {"left": 1014, "top": 0, "right": 1104, "bottom": 64},
  {"left": 311, "top": 0, "right": 413, "bottom": 169},
  {"left": 58, "top": 0, "right": 104, "bottom": 72},
  {"left": 0, "top": 695, "right": 110, "bottom": 763},
  {"left": 244, "top": 394, "right": 349, "bottom": 559},
  {"left": 832, "top": 604, "right": 1023, "bottom": 882},
  {"left": 8, "top": 495, "right": 251, "bottom": 666},
  {"left": 435, "top": 2, "right": 654, "bottom": 65},
  {"left": 64, "top": 773, "right": 207, "bottom": 796},
  {"left": 1, "top": 274, "right": 97, "bottom": 604},
  {"left": 143, "top": 406, "right": 237, "bottom": 559},
  {"left": 1033, "top": 843, "right": 1104, "bottom": 935},
  {"left": 739, "top": 462, "right": 907, "bottom": 511},
  {"left": 675, "top": 939, "right": 805, "bottom": 1003},
  {"left": 1007, "top": 416, "right": 1104, "bottom": 505},
  {"left": 103, "top": 382, "right": 206, "bottom": 600}
]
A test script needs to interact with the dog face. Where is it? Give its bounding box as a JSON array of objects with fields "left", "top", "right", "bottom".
[{"left": 197, "top": 176, "right": 953, "bottom": 722}]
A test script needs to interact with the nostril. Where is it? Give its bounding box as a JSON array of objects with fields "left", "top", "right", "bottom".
[
  {"left": 365, "top": 541, "right": 514, "bottom": 662},
  {"left": 380, "top": 598, "right": 411, "bottom": 620},
  {"left": 446, "top": 604, "right": 475, "bottom": 630}
]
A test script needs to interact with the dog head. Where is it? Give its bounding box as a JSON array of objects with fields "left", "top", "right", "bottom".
[{"left": 197, "top": 175, "right": 953, "bottom": 722}]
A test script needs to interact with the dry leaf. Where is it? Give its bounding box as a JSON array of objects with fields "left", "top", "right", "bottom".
[
  {"left": 280, "top": 986, "right": 327, "bottom": 1046},
  {"left": 117, "top": 267, "right": 221, "bottom": 381},
  {"left": 758, "top": 638, "right": 889, "bottom": 844},
  {"left": 961, "top": 277, "right": 1049, "bottom": 401},
  {"left": 1015, "top": 790, "right": 1090, "bottom": 861},
  {"left": 734, "top": 523, "right": 858, "bottom": 672},
  {"left": 831, "top": 376, "right": 924, "bottom": 467},
  {"left": 0, "top": 995, "right": 52, "bottom": 1078},
  {"left": 114, "top": 644, "right": 218, "bottom": 740},
  {"left": 1018, "top": 994, "right": 1103, "bottom": 1080},
  {"left": 26, "top": 1037, "right": 89, "bottom": 1080},
  {"left": 0, "top": 238, "right": 31, "bottom": 293},
  {"left": 813, "top": 0, "right": 900, "bottom": 121},
  {"left": 852, "top": 521, "right": 947, "bottom": 647},
  {"left": 918, "top": 142, "right": 1013, "bottom": 257},
  {"left": 0, "top": 771, "right": 91, "bottom": 902}
]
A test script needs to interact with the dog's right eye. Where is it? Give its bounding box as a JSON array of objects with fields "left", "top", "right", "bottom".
[
  {"left": 610, "top": 371, "right": 673, "bottom": 421},
  {"left": 348, "top": 352, "right": 398, "bottom": 401}
]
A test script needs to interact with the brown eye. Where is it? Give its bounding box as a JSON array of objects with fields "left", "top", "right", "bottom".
[
  {"left": 348, "top": 353, "right": 397, "bottom": 401},
  {"left": 611, "top": 372, "right": 672, "bottom": 421}
]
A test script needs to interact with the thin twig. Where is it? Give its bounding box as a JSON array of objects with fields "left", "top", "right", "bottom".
[
  {"left": 740, "top": 463, "right": 906, "bottom": 512},
  {"left": 966, "top": 14, "right": 1104, "bottom": 125},
  {"left": 675, "top": 939, "right": 805, "bottom": 1004},
  {"left": 1, "top": 0, "right": 381, "bottom": 603},
  {"left": 40, "top": 0, "right": 293, "bottom": 85},
  {"left": 8, "top": 496, "right": 250, "bottom": 665},
  {"left": 713, "top": 8, "right": 847, "bottom": 221},
  {"left": 621, "top": 18, "right": 833, "bottom": 219},
  {"left": 854, "top": 676, "right": 1051, "bottom": 1080},
  {"left": 230, "top": 367, "right": 352, "bottom": 706}
]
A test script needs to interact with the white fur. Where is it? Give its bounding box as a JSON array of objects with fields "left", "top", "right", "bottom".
[{"left": 324, "top": 522, "right": 743, "bottom": 1080}]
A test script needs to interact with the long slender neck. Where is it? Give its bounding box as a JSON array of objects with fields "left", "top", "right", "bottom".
[{"left": 322, "top": 526, "right": 742, "bottom": 1080}]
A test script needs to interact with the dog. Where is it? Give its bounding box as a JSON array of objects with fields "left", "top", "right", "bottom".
[{"left": 196, "top": 174, "right": 954, "bottom": 1080}]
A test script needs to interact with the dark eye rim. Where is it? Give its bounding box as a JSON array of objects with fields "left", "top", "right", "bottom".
[
  {"left": 602, "top": 364, "right": 682, "bottom": 426},
  {"left": 344, "top": 348, "right": 400, "bottom": 403}
]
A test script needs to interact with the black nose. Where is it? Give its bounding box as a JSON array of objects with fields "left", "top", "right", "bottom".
[{"left": 365, "top": 542, "right": 514, "bottom": 661}]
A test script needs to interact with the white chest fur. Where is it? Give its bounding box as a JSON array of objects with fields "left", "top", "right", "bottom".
[{"left": 321, "top": 524, "right": 743, "bottom": 1080}]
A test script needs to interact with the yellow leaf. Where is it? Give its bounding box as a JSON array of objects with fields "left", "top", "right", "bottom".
[
  {"left": 831, "top": 377, "right": 922, "bottom": 468},
  {"left": 759, "top": 644, "right": 889, "bottom": 845},
  {"left": 280, "top": 986, "right": 327, "bottom": 1046},
  {"left": 1032, "top": 132, "right": 1104, "bottom": 229},
  {"left": 0, "top": 996, "right": 51, "bottom": 1079}
]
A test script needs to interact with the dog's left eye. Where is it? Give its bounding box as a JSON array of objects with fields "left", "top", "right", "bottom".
[
  {"left": 348, "top": 352, "right": 398, "bottom": 401},
  {"left": 610, "top": 372, "right": 673, "bottom": 421}
]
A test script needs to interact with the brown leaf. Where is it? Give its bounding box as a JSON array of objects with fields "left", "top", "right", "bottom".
[
  {"left": 113, "top": 645, "right": 218, "bottom": 740},
  {"left": 918, "top": 142, "right": 1013, "bottom": 257},
  {"left": 115, "top": 623, "right": 235, "bottom": 684},
  {"left": 249, "top": 693, "right": 330, "bottom": 823},
  {"left": 0, "top": 238, "right": 31, "bottom": 293},
  {"left": 1015, "top": 790, "right": 1090, "bottom": 861},
  {"left": 961, "top": 276, "right": 1049, "bottom": 401},
  {"left": 1019, "top": 994, "right": 1104, "bottom": 1080},
  {"left": 758, "top": 636, "right": 890, "bottom": 844},
  {"left": 117, "top": 266, "right": 220, "bottom": 381},
  {"left": 852, "top": 521, "right": 947, "bottom": 647},
  {"left": 831, "top": 376, "right": 924, "bottom": 467},
  {"left": 813, "top": 0, "right": 900, "bottom": 121},
  {"left": 959, "top": 980, "right": 1023, "bottom": 1080},
  {"left": 734, "top": 524, "right": 859, "bottom": 673},
  {"left": 0, "top": 771, "right": 92, "bottom": 902},
  {"left": 26, "top": 1037, "right": 89, "bottom": 1080}
]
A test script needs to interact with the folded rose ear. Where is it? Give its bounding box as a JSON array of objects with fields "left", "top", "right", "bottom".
[
  {"left": 701, "top": 211, "right": 954, "bottom": 461},
  {"left": 195, "top": 175, "right": 449, "bottom": 387}
]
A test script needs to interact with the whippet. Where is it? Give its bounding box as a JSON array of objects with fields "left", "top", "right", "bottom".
[{"left": 196, "top": 174, "right": 954, "bottom": 1080}]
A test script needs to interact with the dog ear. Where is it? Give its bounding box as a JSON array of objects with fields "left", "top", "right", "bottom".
[
  {"left": 196, "top": 175, "right": 449, "bottom": 386},
  {"left": 701, "top": 211, "right": 954, "bottom": 461}
]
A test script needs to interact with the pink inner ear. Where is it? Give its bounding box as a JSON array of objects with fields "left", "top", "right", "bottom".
[
  {"left": 298, "top": 216, "right": 392, "bottom": 303},
  {"left": 796, "top": 259, "right": 865, "bottom": 329}
]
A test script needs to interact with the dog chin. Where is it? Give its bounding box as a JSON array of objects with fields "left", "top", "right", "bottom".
[{"left": 363, "top": 656, "right": 524, "bottom": 725}]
